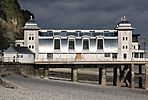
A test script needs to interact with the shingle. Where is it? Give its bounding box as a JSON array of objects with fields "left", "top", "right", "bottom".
[
  {"left": 14, "top": 47, "right": 34, "bottom": 54},
  {"left": 5, "top": 46, "right": 17, "bottom": 53},
  {"left": 5, "top": 46, "right": 34, "bottom": 54}
]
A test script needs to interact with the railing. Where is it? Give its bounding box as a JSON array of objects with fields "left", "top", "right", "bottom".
[
  {"left": 0, "top": 57, "right": 19, "bottom": 63},
  {"left": 1, "top": 57, "right": 147, "bottom": 63},
  {"left": 35, "top": 58, "right": 147, "bottom": 63}
]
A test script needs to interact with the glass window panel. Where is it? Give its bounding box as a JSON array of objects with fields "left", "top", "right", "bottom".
[
  {"left": 97, "top": 39, "right": 103, "bottom": 49},
  {"left": 54, "top": 39, "right": 60, "bottom": 49},
  {"left": 105, "top": 53, "right": 110, "bottom": 57},
  {"left": 69, "top": 39, "right": 75, "bottom": 50},
  {"left": 83, "top": 39, "right": 89, "bottom": 50}
]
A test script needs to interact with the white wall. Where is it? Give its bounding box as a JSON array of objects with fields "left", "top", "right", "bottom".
[
  {"left": 61, "top": 39, "right": 68, "bottom": 53},
  {"left": 38, "top": 54, "right": 47, "bottom": 59},
  {"left": 39, "top": 39, "right": 53, "bottom": 53},
  {"left": 75, "top": 39, "right": 82, "bottom": 53},
  {"left": 18, "top": 54, "right": 34, "bottom": 63},
  {"left": 24, "top": 30, "right": 39, "bottom": 58},
  {"left": 104, "top": 39, "right": 118, "bottom": 52},
  {"left": 89, "top": 39, "right": 97, "bottom": 53},
  {"left": 132, "top": 42, "right": 139, "bottom": 50},
  {"left": 3, "top": 53, "right": 17, "bottom": 62},
  {"left": 3, "top": 53, "right": 34, "bottom": 63},
  {"left": 15, "top": 40, "right": 24, "bottom": 47},
  {"left": 118, "top": 30, "right": 132, "bottom": 59}
]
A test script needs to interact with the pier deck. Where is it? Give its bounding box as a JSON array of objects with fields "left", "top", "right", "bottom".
[{"left": 1, "top": 58, "right": 148, "bottom": 90}]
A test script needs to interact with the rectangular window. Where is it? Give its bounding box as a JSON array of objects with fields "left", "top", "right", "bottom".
[
  {"left": 32, "top": 37, "right": 34, "bottom": 40},
  {"left": 135, "top": 53, "right": 139, "bottom": 58},
  {"left": 123, "top": 37, "right": 125, "bottom": 40},
  {"left": 29, "top": 45, "right": 31, "bottom": 48},
  {"left": 17, "top": 44, "right": 20, "bottom": 47},
  {"left": 17, "top": 55, "right": 20, "bottom": 58},
  {"left": 47, "top": 53, "right": 53, "bottom": 59},
  {"left": 123, "top": 46, "right": 125, "bottom": 49},
  {"left": 29, "top": 37, "right": 31, "bottom": 40},
  {"left": 32, "top": 45, "right": 34, "bottom": 49},
  {"left": 83, "top": 39, "right": 89, "bottom": 50},
  {"left": 69, "top": 39, "right": 75, "bottom": 50},
  {"left": 140, "top": 53, "right": 143, "bottom": 58},
  {"left": 97, "top": 39, "right": 103, "bottom": 49},
  {"left": 126, "top": 37, "right": 128, "bottom": 40},
  {"left": 54, "top": 39, "right": 60, "bottom": 50},
  {"left": 105, "top": 53, "right": 110, "bottom": 57},
  {"left": 124, "top": 54, "right": 127, "bottom": 58},
  {"left": 21, "top": 55, "right": 23, "bottom": 58},
  {"left": 112, "top": 53, "right": 117, "bottom": 58},
  {"left": 126, "top": 46, "right": 128, "bottom": 49}
]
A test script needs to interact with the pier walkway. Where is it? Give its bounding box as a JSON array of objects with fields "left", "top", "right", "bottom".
[{"left": 0, "top": 57, "right": 148, "bottom": 90}]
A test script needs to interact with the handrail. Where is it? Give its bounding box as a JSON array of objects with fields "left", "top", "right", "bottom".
[
  {"left": 1, "top": 56, "right": 147, "bottom": 63},
  {"left": 0, "top": 57, "right": 19, "bottom": 63},
  {"left": 35, "top": 58, "right": 147, "bottom": 62}
]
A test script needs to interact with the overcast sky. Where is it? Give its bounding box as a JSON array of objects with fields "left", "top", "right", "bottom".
[{"left": 18, "top": 0, "right": 148, "bottom": 36}]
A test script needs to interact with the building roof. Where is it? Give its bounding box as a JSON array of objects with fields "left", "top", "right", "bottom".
[
  {"left": 116, "top": 16, "right": 131, "bottom": 26},
  {"left": 26, "top": 19, "right": 37, "bottom": 24},
  {"left": 4, "top": 46, "right": 34, "bottom": 54},
  {"left": 115, "top": 16, "right": 135, "bottom": 30},
  {"left": 118, "top": 20, "right": 130, "bottom": 24},
  {"left": 24, "top": 16, "right": 40, "bottom": 30}
]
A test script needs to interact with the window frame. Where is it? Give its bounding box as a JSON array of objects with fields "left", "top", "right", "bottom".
[
  {"left": 97, "top": 39, "right": 103, "bottom": 50},
  {"left": 68, "top": 39, "right": 75, "bottom": 50},
  {"left": 83, "top": 39, "right": 89, "bottom": 50},
  {"left": 29, "top": 37, "right": 31, "bottom": 40},
  {"left": 105, "top": 53, "right": 110, "bottom": 57},
  {"left": 54, "top": 39, "right": 61, "bottom": 50}
]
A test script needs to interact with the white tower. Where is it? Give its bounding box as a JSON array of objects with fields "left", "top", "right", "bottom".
[
  {"left": 115, "top": 16, "right": 135, "bottom": 60},
  {"left": 23, "top": 16, "right": 40, "bottom": 58}
]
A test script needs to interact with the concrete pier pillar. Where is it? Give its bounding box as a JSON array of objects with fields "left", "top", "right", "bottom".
[
  {"left": 71, "top": 68, "right": 78, "bottom": 82},
  {"left": 28, "top": 65, "right": 34, "bottom": 76},
  {"left": 99, "top": 66, "right": 106, "bottom": 86},
  {"left": 145, "top": 63, "right": 148, "bottom": 90},
  {"left": 139, "top": 65, "right": 143, "bottom": 88},
  {"left": 34, "top": 67, "right": 39, "bottom": 77},
  {"left": 99, "top": 67, "right": 102, "bottom": 84},
  {"left": 44, "top": 67, "right": 49, "bottom": 79},
  {"left": 130, "top": 64, "right": 135, "bottom": 89},
  {"left": 113, "top": 65, "right": 120, "bottom": 87}
]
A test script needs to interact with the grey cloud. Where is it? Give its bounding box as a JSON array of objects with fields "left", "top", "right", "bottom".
[{"left": 18, "top": 0, "right": 148, "bottom": 36}]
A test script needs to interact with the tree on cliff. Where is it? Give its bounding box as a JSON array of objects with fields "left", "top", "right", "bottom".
[
  {"left": 0, "top": 0, "right": 34, "bottom": 87},
  {"left": 0, "top": 0, "right": 34, "bottom": 50}
]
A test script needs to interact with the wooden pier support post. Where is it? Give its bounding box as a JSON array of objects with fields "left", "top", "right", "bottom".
[
  {"left": 145, "top": 63, "right": 148, "bottom": 90},
  {"left": 113, "top": 65, "right": 120, "bottom": 87},
  {"left": 99, "top": 66, "right": 106, "bottom": 86},
  {"left": 130, "top": 64, "right": 135, "bottom": 89},
  {"left": 139, "top": 65, "right": 143, "bottom": 88},
  {"left": 71, "top": 67, "right": 78, "bottom": 82}
]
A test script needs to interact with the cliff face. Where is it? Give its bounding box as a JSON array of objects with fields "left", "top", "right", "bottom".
[{"left": 0, "top": 0, "right": 33, "bottom": 49}]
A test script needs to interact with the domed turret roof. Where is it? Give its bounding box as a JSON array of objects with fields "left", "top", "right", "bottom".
[
  {"left": 118, "top": 20, "right": 130, "bottom": 24},
  {"left": 117, "top": 16, "right": 130, "bottom": 24},
  {"left": 115, "top": 16, "right": 135, "bottom": 30},
  {"left": 24, "top": 16, "right": 40, "bottom": 30},
  {"left": 26, "top": 19, "right": 37, "bottom": 24}
]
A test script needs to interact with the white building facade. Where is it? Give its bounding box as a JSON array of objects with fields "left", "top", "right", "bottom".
[
  {"left": 3, "top": 46, "right": 34, "bottom": 63},
  {"left": 16, "top": 16, "right": 145, "bottom": 62}
]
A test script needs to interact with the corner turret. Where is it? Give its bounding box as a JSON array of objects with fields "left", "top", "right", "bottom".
[
  {"left": 115, "top": 16, "right": 134, "bottom": 59},
  {"left": 23, "top": 16, "right": 40, "bottom": 58}
]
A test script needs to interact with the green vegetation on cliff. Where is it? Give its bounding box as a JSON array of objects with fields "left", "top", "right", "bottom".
[{"left": 0, "top": 0, "right": 33, "bottom": 50}]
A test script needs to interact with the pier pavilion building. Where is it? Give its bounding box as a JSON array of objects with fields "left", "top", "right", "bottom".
[
  {"left": 2, "top": 16, "right": 148, "bottom": 90},
  {"left": 15, "top": 16, "right": 144, "bottom": 62}
]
